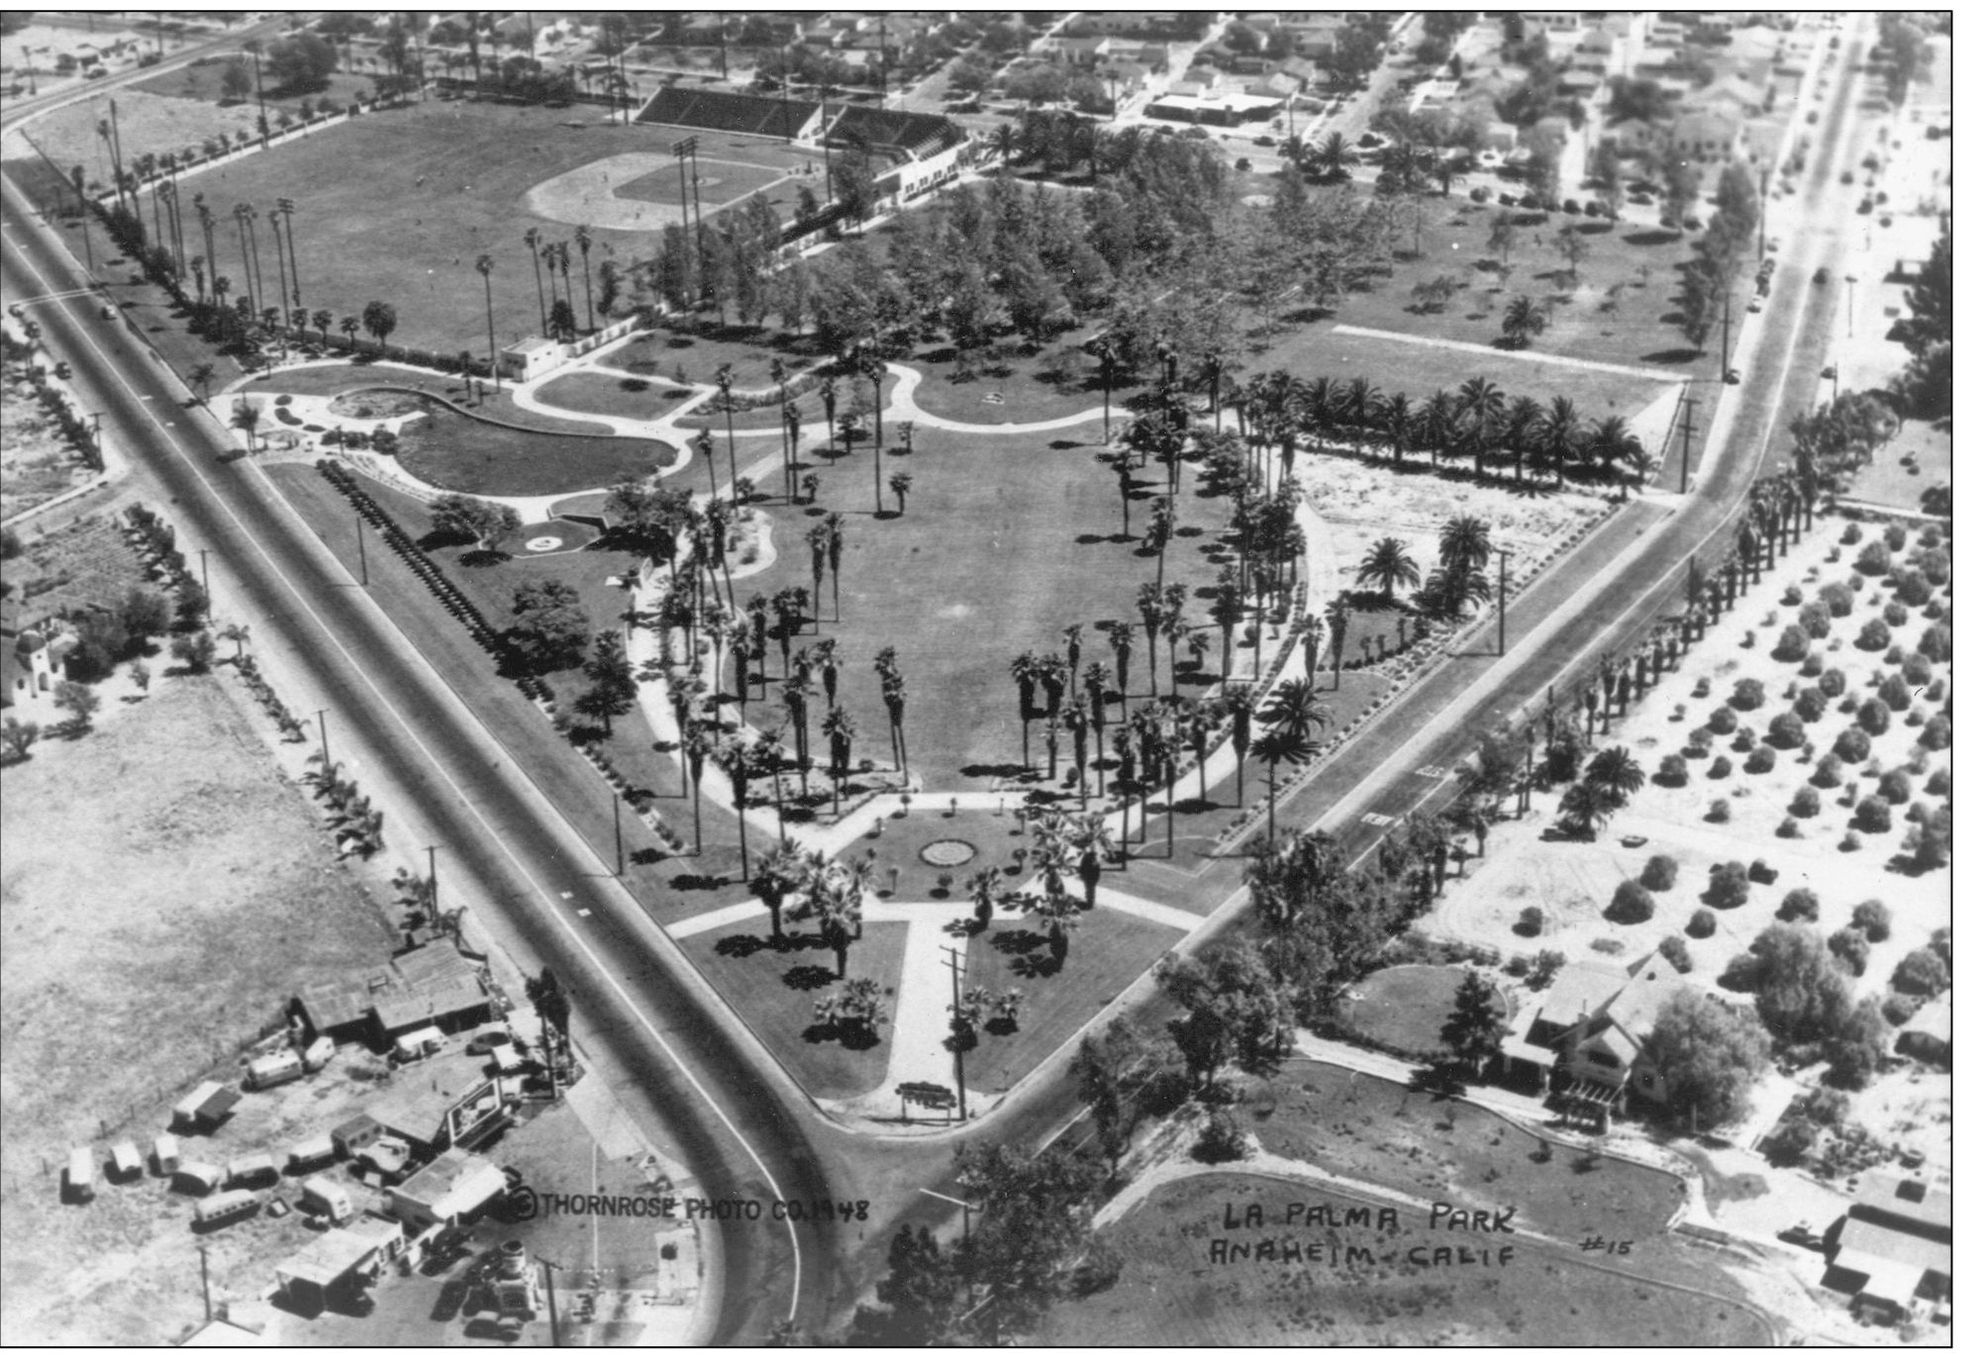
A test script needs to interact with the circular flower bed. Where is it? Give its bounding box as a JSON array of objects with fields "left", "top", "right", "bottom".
[{"left": 920, "top": 839, "right": 978, "bottom": 869}]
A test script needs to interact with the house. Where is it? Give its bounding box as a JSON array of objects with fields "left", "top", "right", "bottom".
[
  {"left": 292, "top": 941, "right": 493, "bottom": 1047},
  {"left": 1249, "top": 71, "right": 1303, "bottom": 102},
  {"left": 1688, "top": 73, "right": 1769, "bottom": 118},
  {"left": 1039, "top": 34, "right": 1113, "bottom": 66},
  {"left": 273, "top": 1218, "right": 403, "bottom": 1316},
  {"left": 386, "top": 1148, "right": 509, "bottom": 1229},
  {"left": 1667, "top": 109, "right": 1747, "bottom": 162},
  {"left": 1895, "top": 996, "right": 1950, "bottom": 1067},
  {"left": 1498, "top": 953, "right": 1689, "bottom": 1127},
  {"left": 365, "top": 1066, "right": 510, "bottom": 1158},
  {"left": 1825, "top": 1172, "right": 1951, "bottom": 1322}
]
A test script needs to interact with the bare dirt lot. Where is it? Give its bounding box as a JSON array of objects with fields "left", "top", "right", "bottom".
[
  {"left": 0, "top": 673, "right": 397, "bottom": 1345},
  {"left": 0, "top": 345, "right": 95, "bottom": 521}
]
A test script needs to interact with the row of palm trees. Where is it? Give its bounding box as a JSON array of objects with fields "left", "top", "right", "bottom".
[
  {"left": 1354, "top": 513, "right": 1497, "bottom": 621},
  {"left": 1232, "top": 370, "right": 1651, "bottom": 493}
]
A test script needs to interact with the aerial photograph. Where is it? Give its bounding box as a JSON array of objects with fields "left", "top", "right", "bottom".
[{"left": 0, "top": 7, "right": 1952, "bottom": 1347}]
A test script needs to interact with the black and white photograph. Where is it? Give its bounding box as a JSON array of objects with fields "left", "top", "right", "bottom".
[{"left": 0, "top": 7, "right": 1952, "bottom": 1345}]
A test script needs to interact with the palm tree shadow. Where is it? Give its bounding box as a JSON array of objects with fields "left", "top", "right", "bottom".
[
  {"left": 990, "top": 928, "right": 1045, "bottom": 955},
  {"left": 1012, "top": 951, "right": 1064, "bottom": 979},
  {"left": 782, "top": 964, "right": 837, "bottom": 991}
]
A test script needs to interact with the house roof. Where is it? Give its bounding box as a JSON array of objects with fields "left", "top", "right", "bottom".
[
  {"left": 365, "top": 1067, "right": 497, "bottom": 1146},
  {"left": 1536, "top": 961, "right": 1629, "bottom": 1029},
  {"left": 1836, "top": 1217, "right": 1952, "bottom": 1279},
  {"left": 275, "top": 1219, "right": 403, "bottom": 1288},
  {"left": 1604, "top": 953, "right": 1686, "bottom": 1034},
  {"left": 372, "top": 979, "right": 491, "bottom": 1037},
  {"left": 1854, "top": 1171, "right": 1952, "bottom": 1235},
  {"left": 389, "top": 1147, "right": 508, "bottom": 1219},
  {"left": 1902, "top": 995, "right": 1951, "bottom": 1044}
]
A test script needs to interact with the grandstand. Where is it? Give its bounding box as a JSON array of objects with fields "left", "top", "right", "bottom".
[
  {"left": 635, "top": 86, "right": 821, "bottom": 141},
  {"left": 824, "top": 105, "right": 962, "bottom": 162}
]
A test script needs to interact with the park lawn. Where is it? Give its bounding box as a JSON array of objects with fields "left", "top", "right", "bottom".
[
  {"left": 391, "top": 396, "right": 676, "bottom": 496},
  {"left": 677, "top": 367, "right": 906, "bottom": 435},
  {"left": 739, "top": 424, "right": 1230, "bottom": 783},
  {"left": 534, "top": 370, "right": 699, "bottom": 423},
  {"left": 962, "top": 907, "right": 1181, "bottom": 1094},
  {"left": 1040, "top": 1173, "right": 1770, "bottom": 1346},
  {"left": 1849, "top": 419, "right": 1948, "bottom": 513},
  {"left": 130, "top": 61, "right": 375, "bottom": 112},
  {"left": 893, "top": 338, "right": 1138, "bottom": 428},
  {"left": 0, "top": 674, "right": 398, "bottom": 1345},
  {"left": 1337, "top": 964, "right": 1506, "bottom": 1059},
  {"left": 1255, "top": 1060, "right": 1686, "bottom": 1242},
  {"left": 604, "top": 323, "right": 823, "bottom": 390},
  {"left": 250, "top": 361, "right": 611, "bottom": 434},
  {"left": 168, "top": 97, "right": 687, "bottom": 354},
  {"left": 679, "top": 919, "right": 910, "bottom": 1103}
]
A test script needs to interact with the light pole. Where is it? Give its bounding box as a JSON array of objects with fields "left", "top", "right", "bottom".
[
  {"left": 1844, "top": 274, "right": 1857, "bottom": 337},
  {"left": 313, "top": 708, "right": 330, "bottom": 765},
  {"left": 1495, "top": 547, "right": 1513, "bottom": 656}
]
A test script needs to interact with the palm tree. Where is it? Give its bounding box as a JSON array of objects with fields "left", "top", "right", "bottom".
[
  {"left": 188, "top": 362, "right": 216, "bottom": 404},
  {"left": 574, "top": 223, "right": 595, "bottom": 331},
  {"left": 1299, "top": 375, "right": 1340, "bottom": 448},
  {"left": 230, "top": 398, "right": 261, "bottom": 452},
  {"left": 1540, "top": 395, "right": 1583, "bottom": 489},
  {"left": 824, "top": 513, "right": 846, "bottom": 622},
  {"left": 1380, "top": 391, "right": 1414, "bottom": 467},
  {"left": 682, "top": 724, "right": 714, "bottom": 854},
  {"left": 1010, "top": 651, "right": 1039, "bottom": 768},
  {"left": 1417, "top": 388, "right": 1457, "bottom": 468},
  {"left": 218, "top": 621, "right": 251, "bottom": 660},
  {"left": 1557, "top": 779, "right": 1612, "bottom": 840},
  {"left": 1456, "top": 376, "right": 1505, "bottom": 480},
  {"left": 815, "top": 878, "right": 862, "bottom": 978},
  {"left": 522, "top": 226, "right": 547, "bottom": 334},
  {"left": 1587, "top": 415, "right": 1649, "bottom": 498},
  {"left": 1582, "top": 746, "right": 1645, "bottom": 809},
  {"left": 754, "top": 845, "right": 804, "bottom": 942},
  {"left": 967, "top": 866, "right": 1002, "bottom": 933},
  {"left": 1502, "top": 395, "right": 1543, "bottom": 486},
  {"left": 338, "top": 314, "right": 360, "bottom": 348},
  {"left": 1500, "top": 294, "right": 1547, "bottom": 349},
  {"left": 1438, "top": 514, "right": 1493, "bottom": 583},
  {"left": 475, "top": 254, "right": 499, "bottom": 391},
  {"left": 1312, "top": 130, "right": 1357, "bottom": 181},
  {"left": 1340, "top": 375, "right": 1379, "bottom": 456},
  {"left": 1356, "top": 537, "right": 1420, "bottom": 602},
  {"left": 719, "top": 733, "right": 754, "bottom": 880},
  {"left": 888, "top": 470, "right": 912, "bottom": 516},
  {"left": 1028, "top": 881, "right": 1081, "bottom": 967},
  {"left": 1223, "top": 682, "right": 1257, "bottom": 807}
]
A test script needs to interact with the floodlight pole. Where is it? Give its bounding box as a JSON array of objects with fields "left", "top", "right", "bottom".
[{"left": 942, "top": 944, "right": 968, "bottom": 1121}]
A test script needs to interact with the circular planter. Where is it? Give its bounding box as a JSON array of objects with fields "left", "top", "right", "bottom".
[{"left": 920, "top": 839, "right": 978, "bottom": 869}]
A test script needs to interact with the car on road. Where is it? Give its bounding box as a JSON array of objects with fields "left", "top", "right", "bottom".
[
  {"left": 1814, "top": 267, "right": 1831, "bottom": 284},
  {"left": 1748, "top": 300, "right": 1762, "bottom": 313},
  {"left": 100, "top": 303, "right": 117, "bottom": 319},
  {"left": 1779, "top": 1222, "right": 1824, "bottom": 1250},
  {"left": 1821, "top": 365, "right": 1838, "bottom": 379},
  {"left": 54, "top": 361, "right": 72, "bottom": 380},
  {"left": 1725, "top": 368, "right": 1742, "bottom": 385}
]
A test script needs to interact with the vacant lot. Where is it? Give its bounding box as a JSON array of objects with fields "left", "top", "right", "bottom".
[
  {"left": 1044, "top": 1171, "right": 1770, "bottom": 1346},
  {"left": 130, "top": 59, "right": 373, "bottom": 113},
  {"left": 1337, "top": 964, "right": 1505, "bottom": 1060},
  {"left": 0, "top": 352, "right": 93, "bottom": 520},
  {"left": 0, "top": 674, "right": 397, "bottom": 1345}
]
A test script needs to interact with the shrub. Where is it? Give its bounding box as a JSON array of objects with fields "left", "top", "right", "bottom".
[
  {"left": 1748, "top": 859, "right": 1778, "bottom": 884},
  {"left": 1883, "top": 600, "right": 1908, "bottom": 629},
  {"left": 1688, "top": 908, "right": 1718, "bottom": 938},
  {"left": 1877, "top": 769, "right": 1911, "bottom": 804},
  {"left": 1819, "top": 581, "right": 1855, "bottom": 617},
  {"left": 1881, "top": 522, "right": 1907, "bottom": 552},
  {"left": 1692, "top": 678, "right": 1712, "bottom": 699},
  {"left": 1851, "top": 899, "right": 1892, "bottom": 943},
  {"left": 1793, "top": 688, "right": 1827, "bottom": 723},
  {"left": 1730, "top": 678, "right": 1766, "bottom": 711},
  {"left": 1705, "top": 797, "right": 1731, "bottom": 822},
  {"left": 1849, "top": 572, "right": 1865, "bottom": 591},
  {"left": 1688, "top": 726, "right": 1716, "bottom": 751},
  {"left": 1781, "top": 585, "right": 1803, "bottom": 606},
  {"left": 1799, "top": 601, "right": 1832, "bottom": 638},
  {"left": 1855, "top": 699, "right": 1891, "bottom": 736},
  {"left": 1918, "top": 715, "right": 1950, "bottom": 751},
  {"left": 1745, "top": 746, "right": 1776, "bottom": 774},
  {"left": 1901, "top": 653, "right": 1933, "bottom": 687},
  {"left": 1918, "top": 523, "right": 1942, "bottom": 549},
  {"left": 1708, "top": 705, "right": 1739, "bottom": 735},
  {"left": 1856, "top": 618, "right": 1890, "bottom": 651},
  {"left": 1914, "top": 546, "right": 1950, "bottom": 585},
  {"left": 1839, "top": 522, "right": 1862, "bottom": 545},
  {"left": 1772, "top": 625, "right": 1809, "bottom": 662},
  {"left": 1800, "top": 653, "right": 1825, "bottom": 677},
  {"left": 1608, "top": 879, "right": 1656, "bottom": 924},
  {"left": 1924, "top": 767, "right": 1949, "bottom": 797},
  {"left": 1656, "top": 753, "right": 1688, "bottom": 787},
  {"left": 1767, "top": 712, "right": 1805, "bottom": 748},
  {"left": 1658, "top": 935, "right": 1694, "bottom": 973},
  {"left": 1515, "top": 905, "right": 1544, "bottom": 937},
  {"left": 1810, "top": 754, "right": 1844, "bottom": 788},
  {"left": 1916, "top": 622, "right": 1951, "bottom": 662},
  {"left": 1839, "top": 831, "right": 1860, "bottom": 853},
  {"left": 1817, "top": 668, "right": 1847, "bottom": 698},
  {"left": 1194, "top": 1107, "right": 1250, "bottom": 1163},
  {"left": 1776, "top": 817, "right": 1800, "bottom": 838},
  {"left": 1731, "top": 727, "right": 1755, "bottom": 752},
  {"left": 1877, "top": 674, "right": 1911, "bottom": 712},
  {"left": 1704, "top": 861, "right": 1750, "bottom": 908},
  {"left": 1894, "top": 569, "right": 1934, "bottom": 607},
  {"left": 1531, "top": 951, "right": 1567, "bottom": 988},
  {"left": 1891, "top": 947, "right": 1950, "bottom": 998},
  {"left": 1855, "top": 540, "right": 1891, "bottom": 575},
  {"left": 1641, "top": 855, "right": 1679, "bottom": 891},
  {"left": 1824, "top": 928, "right": 1869, "bottom": 976},
  {"left": 1779, "top": 888, "right": 1820, "bottom": 922},
  {"left": 1788, "top": 786, "right": 1822, "bottom": 818},
  {"left": 1853, "top": 795, "right": 1892, "bottom": 833},
  {"left": 1708, "top": 756, "right": 1733, "bottom": 780},
  {"left": 1882, "top": 992, "right": 1923, "bottom": 1026}
]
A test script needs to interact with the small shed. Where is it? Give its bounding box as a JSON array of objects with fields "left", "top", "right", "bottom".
[
  {"left": 173, "top": 1081, "right": 243, "bottom": 1134},
  {"left": 174, "top": 1162, "right": 224, "bottom": 1195},
  {"left": 109, "top": 1141, "right": 144, "bottom": 1182},
  {"left": 153, "top": 1134, "right": 181, "bottom": 1176},
  {"left": 66, "top": 1147, "right": 95, "bottom": 1202},
  {"left": 331, "top": 1114, "right": 384, "bottom": 1160}
]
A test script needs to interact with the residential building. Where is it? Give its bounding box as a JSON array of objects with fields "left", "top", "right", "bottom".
[
  {"left": 1498, "top": 953, "right": 1690, "bottom": 1127},
  {"left": 1667, "top": 109, "right": 1747, "bottom": 162},
  {"left": 1825, "top": 1172, "right": 1952, "bottom": 1322},
  {"left": 1895, "top": 996, "right": 1950, "bottom": 1067},
  {"left": 292, "top": 941, "right": 495, "bottom": 1046},
  {"left": 386, "top": 1147, "right": 509, "bottom": 1229}
]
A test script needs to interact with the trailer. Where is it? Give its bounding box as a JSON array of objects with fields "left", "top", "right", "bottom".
[
  {"left": 66, "top": 1147, "right": 95, "bottom": 1203},
  {"left": 287, "top": 1134, "right": 340, "bottom": 1175},
  {"left": 109, "top": 1141, "right": 143, "bottom": 1182},
  {"left": 194, "top": 1190, "right": 261, "bottom": 1231},
  {"left": 174, "top": 1162, "right": 224, "bottom": 1196},
  {"left": 246, "top": 1048, "right": 306, "bottom": 1091},
  {"left": 153, "top": 1134, "right": 180, "bottom": 1177}
]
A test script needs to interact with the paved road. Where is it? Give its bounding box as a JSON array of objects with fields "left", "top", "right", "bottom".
[{"left": 0, "top": 175, "right": 842, "bottom": 1343}]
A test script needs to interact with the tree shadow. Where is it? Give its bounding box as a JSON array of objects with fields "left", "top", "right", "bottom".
[
  {"left": 670, "top": 871, "right": 728, "bottom": 891},
  {"left": 782, "top": 963, "right": 838, "bottom": 991},
  {"left": 1012, "top": 950, "right": 1065, "bottom": 979},
  {"left": 1640, "top": 348, "right": 1701, "bottom": 366},
  {"left": 714, "top": 933, "right": 768, "bottom": 959},
  {"left": 990, "top": 928, "right": 1045, "bottom": 955},
  {"left": 629, "top": 847, "right": 668, "bottom": 866}
]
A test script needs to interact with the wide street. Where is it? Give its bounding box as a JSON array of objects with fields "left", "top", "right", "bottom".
[{"left": 1, "top": 10, "right": 1883, "bottom": 1340}]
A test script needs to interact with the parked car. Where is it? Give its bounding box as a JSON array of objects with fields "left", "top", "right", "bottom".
[
  {"left": 1821, "top": 365, "right": 1838, "bottom": 380},
  {"left": 1748, "top": 300, "right": 1762, "bottom": 313},
  {"left": 1839, "top": 170, "right": 1854, "bottom": 184},
  {"left": 1814, "top": 267, "right": 1831, "bottom": 284},
  {"left": 1725, "top": 368, "right": 1742, "bottom": 385}
]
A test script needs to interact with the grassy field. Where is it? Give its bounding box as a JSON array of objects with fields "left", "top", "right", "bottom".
[
  {"left": 534, "top": 370, "right": 697, "bottom": 423},
  {"left": 1255, "top": 1060, "right": 1685, "bottom": 1241},
  {"left": 390, "top": 395, "right": 675, "bottom": 496},
  {"left": 679, "top": 919, "right": 910, "bottom": 1103},
  {"left": 961, "top": 907, "right": 1181, "bottom": 1094},
  {"left": 1336, "top": 964, "right": 1505, "bottom": 1059},
  {"left": 1042, "top": 1172, "right": 1770, "bottom": 1346},
  {"left": 249, "top": 362, "right": 610, "bottom": 435},
  {"left": 156, "top": 98, "right": 700, "bottom": 354},
  {"left": 130, "top": 60, "right": 374, "bottom": 113},
  {"left": 0, "top": 674, "right": 398, "bottom": 1345},
  {"left": 740, "top": 425, "right": 1230, "bottom": 782},
  {"left": 602, "top": 323, "right": 820, "bottom": 390}
]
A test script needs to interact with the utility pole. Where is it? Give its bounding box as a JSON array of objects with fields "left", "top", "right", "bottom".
[
  {"left": 1495, "top": 548, "right": 1512, "bottom": 656},
  {"left": 356, "top": 511, "right": 369, "bottom": 585},
  {"left": 426, "top": 845, "right": 439, "bottom": 912},
  {"left": 1757, "top": 167, "right": 1769, "bottom": 260},
  {"left": 612, "top": 795, "right": 624, "bottom": 876},
  {"left": 942, "top": 944, "right": 968, "bottom": 1121},
  {"left": 1844, "top": 274, "right": 1857, "bottom": 337},
  {"left": 313, "top": 708, "right": 330, "bottom": 766},
  {"left": 1676, "top": 392, "right": 1697, "bottom": 494},
  {"left": 539, "top": 1257, "right": 563, "bottom": 1346},
  {"left": 196, "top": 1244, "right": 213, "bottom": 1321},
  {"left": 1719, "top": 283, "right": 1731, "bottom": 382}
]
